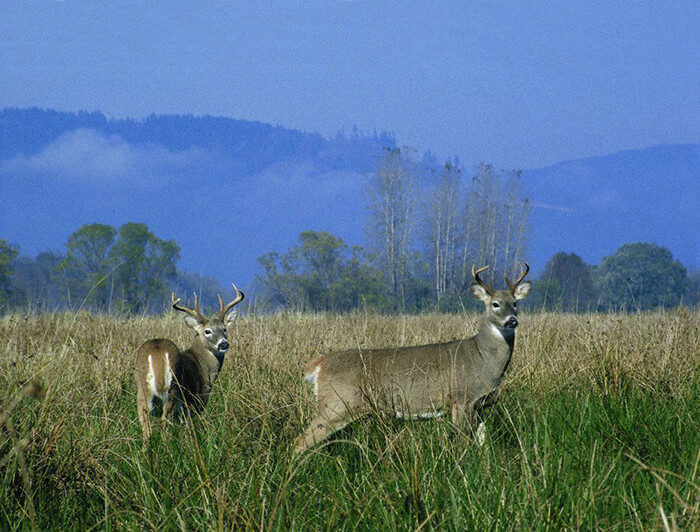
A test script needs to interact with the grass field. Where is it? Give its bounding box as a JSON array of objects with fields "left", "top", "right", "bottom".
[{"left": 1, "top": 309, "right": 698, "bottom": 531}]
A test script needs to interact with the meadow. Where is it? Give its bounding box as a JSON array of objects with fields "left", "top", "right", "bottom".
[{"left": 1, "top": 309, "right": 698, "bottom": 531}]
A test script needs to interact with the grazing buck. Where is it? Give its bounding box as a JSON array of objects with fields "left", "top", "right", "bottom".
[
  {"left": 295, "top": 263, "right": 531, "bottom": 454},
  {"left": 135, "top": 285, "right": 244, "bottom": 441}
]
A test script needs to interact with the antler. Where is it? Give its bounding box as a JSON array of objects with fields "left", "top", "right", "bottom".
[
  {"left": 471, "top": 265, "right": 494, "bottom": 295},
  {"left": 218, "top": 283, "right": 245, "bottom": 321},
  {"left": 171, "top": 291, "right": 206, "bottom": 323},
  {"left": 505, "top": 262, "right": 530, "bottom": 292}
]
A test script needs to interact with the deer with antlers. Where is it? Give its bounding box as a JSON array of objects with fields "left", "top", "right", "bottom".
[
  {"left": 135, "top": 285, "right": 244, "bottom": 441},
  {"left": 295, "top": 263, "right": 531, "bottom": 454}
]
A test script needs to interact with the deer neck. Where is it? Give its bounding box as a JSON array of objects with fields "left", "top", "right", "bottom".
[
  {"left": 190, "top": 336, "right": 224, "bottom": 378},
  {"left": 475, "top": 319, "right": 516, "bottom": 376}
]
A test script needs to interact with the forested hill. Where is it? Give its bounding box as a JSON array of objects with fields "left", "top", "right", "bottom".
[
  {"left": 0, "top": 107, "right": 396, "bottom": 175},
  {"left": 0, "top": 107, "right": 397, "bottom": 287}
]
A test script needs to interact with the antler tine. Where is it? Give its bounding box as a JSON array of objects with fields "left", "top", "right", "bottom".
[
  {"left": 171, "top": 291, "right": 205, "bottom": 323},
  {"left": 471, "top": 264, "right": 494, "bottom": 295},
  {"left": 505, "top": 262, "right": 530, "bottom": 292},
  {"left": 219, "top": 282, "right": 245, "bottom": 320}
]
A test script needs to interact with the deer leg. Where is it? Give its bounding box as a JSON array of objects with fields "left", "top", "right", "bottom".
[
  {"left": 136, "top": 385, "right": 152, "bottom": 442},
  {"left": 474, "top": 421, "right": 487, "bottom": 447},
  {"left": 161, "top": 392, "right": 177, "bottom": 423},
  {"left": 294, "top": 397, "right": 356, "bottom": 455},
  {"left": 294, "top": 415, "right": 349, "bottom": 454},
  {"left": 450, "top": 401, "right": 471, "bottom": 430},
  {"left": 451, "top": 401, "right": 487, "bottom": 445},
  {"left": 472, "top": 391, "right": 498, "bottom": 447}
]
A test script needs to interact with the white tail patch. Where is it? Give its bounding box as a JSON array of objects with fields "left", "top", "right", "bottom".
[
  {"left": 304, "top": 365, "right": 321, "bottom": 397},
  {"left": 147, "top": 353, "right": 172, "bottom": 402},
  {"left": 147, "top": 355, "right": 157, "bottom": 396},
  {"left": 164, "top": 352, "right": 173, "bottom": 391}
]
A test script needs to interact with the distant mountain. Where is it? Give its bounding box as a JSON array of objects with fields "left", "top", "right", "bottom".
[
  {"left": 0, "top": 107, "right": 395, "bottom": 175},
  {"left": 0, "top": 108, "right": 394, "bottom": 287},
  {"left": 522, "top": 144, "right": 699, "bottom": 274},
  {"left": 1, "top": 108, "right": 697, "bottom": 290}
]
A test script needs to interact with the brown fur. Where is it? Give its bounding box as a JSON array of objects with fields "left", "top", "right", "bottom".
[
  {"left": 295, "top": 267, "right": 530, "bottom": 454},
  {"left": 134, "top": 288, "right": 243, "bottom": 441}
]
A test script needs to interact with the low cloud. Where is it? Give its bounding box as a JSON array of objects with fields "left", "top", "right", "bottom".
[{"left": 0, "top": 129, "right": 216, "bottom": 184}]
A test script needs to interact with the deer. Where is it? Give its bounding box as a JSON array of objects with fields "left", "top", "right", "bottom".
[
  {"left": 135, "top": 284, "right": 244, "bottom": 441},
  {"left": 294, "top": 263, "right": 531, "bottom": 455}
]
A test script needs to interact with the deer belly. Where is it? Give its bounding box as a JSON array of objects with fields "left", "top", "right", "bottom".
[
  {"left": 387, "top": 382, "right": 447, "bottom": 420},
  {"left": 363, "top": 361, "right": 448, "bottom": 418}
]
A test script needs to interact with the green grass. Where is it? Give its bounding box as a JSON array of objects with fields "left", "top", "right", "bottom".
[{"left": 1, "top": 311, "right": 698, "bottom": 530}]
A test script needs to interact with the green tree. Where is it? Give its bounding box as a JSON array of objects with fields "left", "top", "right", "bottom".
[
  {"left": 330, "top": 246, "right": 386, "bottom": 310},
  {"left": 686, "top": 270, "right": 700, "bottom": 307},
  {"left": 594, "top": 243, "right": 688, "bottom": 311},
  {"left": 538, "top": 252, "right": 597, "bottom": 311},
  {"left": 110, "top": 223, "right": 180, "bottom": 313},
  {"left": 256, "top": 231, "right": 385, "bottom": 312},
  {"left": 57, "top": 223, "right": 117, "bottom": 309},
  {"left": 10, "top": 252, "right": 64, "bottom": 310},
  {"left": 298, "top": 231, "right": 347, "bottom": 307},
  {"left": 56, "top": 222, "right": 180, "bottom": 312},
  {"left": 0, "top": 240, "right": 19, "bottom": 308},
  {"left": 257, "top": 251, "right": 304, "bottom": 310},
  {"left": 527, "top": 277, "right": 565, "bottom": 312}
]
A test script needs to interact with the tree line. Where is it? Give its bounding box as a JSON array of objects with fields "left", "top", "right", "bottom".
[
  {"left": 0, "top": 223, "right": 224, "bottom": 314},
  {"left": 255, "top": 149, "right": 698, "bottom": 313},
  {"left": 1, "top": 149, "right": 697, "bottom": 314},
  {"left": 253, "top": 232, "right": 698, "bottom": 314}
]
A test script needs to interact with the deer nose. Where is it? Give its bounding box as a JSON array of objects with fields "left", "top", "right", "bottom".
[
  {"left": 218, "top": 340, "right": 230, "bottom": 352},
  {"left": 504, "top": 317, "right": 518, "bottom": 329}
]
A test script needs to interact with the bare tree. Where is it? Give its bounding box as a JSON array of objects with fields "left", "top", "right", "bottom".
[
  {"left": 425, "top": 163, "right": 461, "bottom": 304},
  {"left": 460, "top": 163, "right": 530, "bottom": 287},
  {"left": 365, "top": 148, "right": 417, "bottom": 303}
]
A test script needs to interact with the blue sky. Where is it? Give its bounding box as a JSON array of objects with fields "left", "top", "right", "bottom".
[{"left": 2, "top": 0, "right": 698, "bottom": 170}]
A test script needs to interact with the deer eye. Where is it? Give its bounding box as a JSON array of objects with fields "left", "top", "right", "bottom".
[
  {"left": 513, "top": 301, "right": 517, "bottom": 308},
  {"left": 492, "top": 302, "right": 500, "bottom": 309},
  {"left": 204, "top": 328, "right": 213, "bottom": 336}
]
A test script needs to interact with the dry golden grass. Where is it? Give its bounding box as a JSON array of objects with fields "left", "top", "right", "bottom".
[{"left": 3, "top": 309, "right": 697, "bottom": 401}]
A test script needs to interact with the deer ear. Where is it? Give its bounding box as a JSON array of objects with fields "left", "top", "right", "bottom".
[
  {"left": 470, "top": 281, "right": 491, "bottom": 302},
  {"left": 224, "top": 309, "right": 239, "bottom": 325},
  {"left": 183, "top": 314, "right": 200, "bottom": 329},
  {"left": 513, "top": 280, "right": 531, "bottom": 300}
]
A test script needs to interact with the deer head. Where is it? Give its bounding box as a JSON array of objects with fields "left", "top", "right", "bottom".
[
  {"left": 171, "top": 283, "right": 245, "bottom": 357},
  {"left": 470, "top": 262, "right": 531, "bottom": 329}
]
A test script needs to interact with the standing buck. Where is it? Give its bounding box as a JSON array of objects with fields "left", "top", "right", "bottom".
[
  {"left": 135, "top": 285, "right": 244, "bottom": 441},
  {"left": 295, "top": 263, "right": 530, "bottom": 454}
]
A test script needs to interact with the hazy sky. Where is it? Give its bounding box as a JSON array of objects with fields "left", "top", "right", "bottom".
[{"left": 2, "top": 1, "right": 698, "bottom": 169}]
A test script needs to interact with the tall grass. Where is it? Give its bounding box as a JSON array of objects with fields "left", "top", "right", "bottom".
[{"left": 1, "top": 310, "right": 698, "bottom": 530}]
